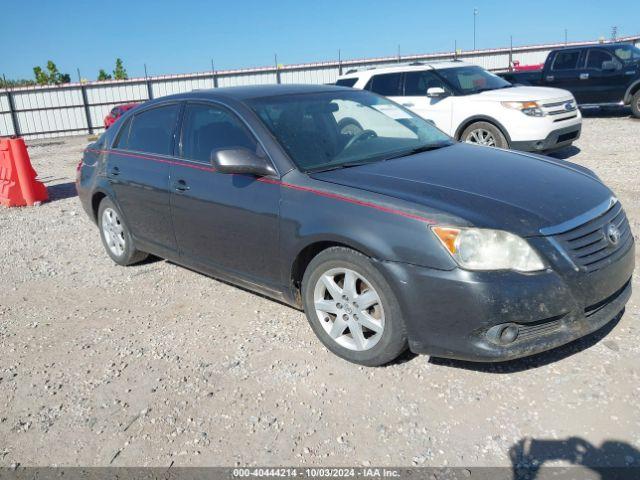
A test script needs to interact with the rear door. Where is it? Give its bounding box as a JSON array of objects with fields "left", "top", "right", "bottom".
[
  {"left": 401, "top": 70, "right": 454, "bottom": 134},
  {"left": 170, "top": 101, "right": 281, "bottom": 288},
  {"left": 544, "top": 49, "right": 585, "bottom": 102},
  {"left": 107, "top": 103, "right": 180, "bottom": 255},
  {"left": 582, "top": 48, "right": 626, "bottom": 103}
]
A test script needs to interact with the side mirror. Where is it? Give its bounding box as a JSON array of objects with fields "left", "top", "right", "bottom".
[
  {"left": 601, "top": 60, "right": 619, "bottom": 71},
  {"left": 211, "top": 148, "right": 276, "bottom": 177},
  {"left": 426, "top": 87, "right": 447, "bottom": 98}
]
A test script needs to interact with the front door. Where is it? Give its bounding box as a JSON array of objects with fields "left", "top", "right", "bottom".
[
  {"left": 398, "top": 69, "right": 454, "bottom": 134},
  {"left": 170, "top": 102, "right": 281, "bottom": 289},
  {"left": 581, "top": 48, "right": 627, "bottom": 104}
]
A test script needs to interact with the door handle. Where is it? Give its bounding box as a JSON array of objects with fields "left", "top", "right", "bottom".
[
  {"left": 545, "top": 75, "right": 555, "bottom": 81},
  {"left": 109, "top": 166, "right": 120, "bottom": 176},
  {"left": 580, "top": 73, "right": 589, "bottom": 80},
  {"left": 402, "top": 103, "right": 415, "bottom": 107},
  {"left": 174, "top": 179, "right": 190, "bottom": 192}
]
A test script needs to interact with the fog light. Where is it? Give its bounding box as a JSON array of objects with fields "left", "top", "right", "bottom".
[{"left": 499, "top": 325, "right": 519, "bottom": 344}]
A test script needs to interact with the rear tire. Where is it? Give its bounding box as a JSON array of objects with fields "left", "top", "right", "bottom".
[
  {"left": 461, "top": 121, "right": 509, "bottom": 149},
  {"left": 301, "top": 247, "right": 408, "bottom": 366},
  {"left": 631, "top": 90, "right": 640, "bottom": 119},
  {"left": 98, "top": 197, "right": 148, "bottom": 266}
]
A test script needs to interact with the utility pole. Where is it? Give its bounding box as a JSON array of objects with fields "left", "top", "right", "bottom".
[
  {"left": 397, "top": 45, "right": 401, "bottom": 63},
  {"left": 509, "top": 35, "right": 513, "bottom": 70},
  {"left": 473, "top": 8, "right": 479, "bottom": 50},
  {"left": 564, "top": 28, "right": 568, "bottom": 45}
]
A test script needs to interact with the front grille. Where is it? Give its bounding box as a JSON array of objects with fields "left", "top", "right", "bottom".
[
  {"left": 542, "top": 98, "right": 577, "bottom": 118},
  {"left": 552, "top": 202, "right": 633, "bottom": 273}
]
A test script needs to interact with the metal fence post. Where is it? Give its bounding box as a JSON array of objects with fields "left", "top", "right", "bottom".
[
  {"left": 144, "top": 64, "right": 154, "bottom": 100},
  {"left": 6, "top": 90, "right": 20, "bottom": 137},
  {"left": 80, "top": 86, "right": 93, "bottom": 135}
]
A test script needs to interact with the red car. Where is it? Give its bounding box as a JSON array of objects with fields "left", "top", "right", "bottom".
[{"left": 103, "top": 103, "right": 138, "bottom": 129}]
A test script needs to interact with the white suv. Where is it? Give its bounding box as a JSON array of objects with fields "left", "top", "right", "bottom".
[{"left": 335, "top": 61, "right": 582, "bottom": 152}]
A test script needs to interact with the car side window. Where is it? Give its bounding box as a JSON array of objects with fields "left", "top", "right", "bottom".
[
  {"left": 180, "top": 103, "right": 258, "bottom": 163},
  {"left": 112, "top": 116, "right": 133, "bottom": 149},
  {"left": 551, "top": 50, "right": 581, "bottom": 71},
  {"left": 404, "top": 70, "right": 450, "bottom": 96},
  {"left": 586, "top": 49, "right": 616, "bottom": 70},
  {"left": 335, "top": 78, "right": 358, "bottom": 87},
  {"left": 365, "top": 73, "right": 402, "bottom": 96},
  {"left": 120, "top": 104, "right": 180, "bottom": 155}
]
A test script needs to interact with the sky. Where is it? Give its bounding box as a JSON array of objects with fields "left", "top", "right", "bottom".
[{"left": 0, "top": 0, "right": 637, "bottom": 81}]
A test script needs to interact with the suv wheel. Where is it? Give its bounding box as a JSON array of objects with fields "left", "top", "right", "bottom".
[
  {"left": 632, "top": 90, "right": 640, "bottom": 119},
  {"left": 98, "top": 198, "right": 148, "bottom": 266},
  {"left": 301, "top": 247, "right": 407, "bottom": 366},
  {"left": 462, "top": 121, "right": 509, "bottom": 149}
]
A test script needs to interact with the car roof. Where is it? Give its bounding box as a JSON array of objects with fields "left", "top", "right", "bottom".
[
  {"left": 338, "top": 61, "right": 473, "bottom": 79},
  {"left": 158, "top": 84, "right": 351, "bottom": 103}
]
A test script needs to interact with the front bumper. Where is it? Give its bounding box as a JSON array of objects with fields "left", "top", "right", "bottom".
[
  {"left": 377, "top": 237, "right": 634, "bottom": 362},
  {"left": 511, "top": 124, "right": 582, "bottom": 153}
]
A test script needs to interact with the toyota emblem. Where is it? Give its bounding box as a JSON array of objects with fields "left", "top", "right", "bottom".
[{"left": 606, "top": 223, "right": 621, "bottom": 246}]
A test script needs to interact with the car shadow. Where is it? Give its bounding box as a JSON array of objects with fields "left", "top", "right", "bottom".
[
  {"left": 426, "top": 310, "right": 624, "bottom": 374},
  {"left": 46, "top": 181, "right": 78, "bottom": 201},
  {"left": 580, "top": 106, "right": 634, "bottom": 119},
  {"left": 509, "top": 436, "right": 640, "bottom": 479},
  {"left": 547, "top": 145, "right": 581, "bottom": 160}
]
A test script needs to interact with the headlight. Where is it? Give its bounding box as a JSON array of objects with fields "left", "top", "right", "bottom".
[
  {"left": 501, "top": 101, "right": 544, "bottom": 117},
  {"left": 432, "top": 226, "right": 545, "bottom": 272}
]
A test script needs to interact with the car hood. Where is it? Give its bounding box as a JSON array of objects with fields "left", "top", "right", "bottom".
[
  {"left": 476, "top": 85, "right": 573, "bottom": 102},
  {"left": 309, "top": 143, "right": 612, "bottom": 237}
]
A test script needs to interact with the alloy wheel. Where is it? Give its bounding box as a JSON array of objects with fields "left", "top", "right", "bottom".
[
  {"left": 101, "top": 207, "right": 126, "bottom": 257},
  {"left": 313, "top": 267, "right": 385, "bottom": 351},
  {"left": 466, "top": 128, "right": 496, "bottom": 146}
]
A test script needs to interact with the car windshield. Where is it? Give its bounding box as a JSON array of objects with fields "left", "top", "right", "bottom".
[
  {"left": 613, "top": 45, "right": 640, "bottom": 63},
  {"left": 437, "top": 66, "right": 512, "bottom": 95},
  {"left": 248, "top": 90, "right": 453, "bottom": 172}
]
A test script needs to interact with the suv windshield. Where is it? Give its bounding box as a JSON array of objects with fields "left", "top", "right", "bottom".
[
  {"left": 248, "top": 90, "right": 453, "bottom": 172},
  {"left": 437, "top": 66, "right": 512, "bottom": 95},
  {"left": 613, "top": 45, "right": 640, "bottom": 63}
]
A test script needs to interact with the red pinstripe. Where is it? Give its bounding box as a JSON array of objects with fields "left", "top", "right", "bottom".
[{"left": 86, "top": 148, "right": 435, "bottom": 224}]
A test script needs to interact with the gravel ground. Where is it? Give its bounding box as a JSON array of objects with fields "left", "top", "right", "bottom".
[{"left": 1, "top": 113, "right": 639, "bottom": 469}]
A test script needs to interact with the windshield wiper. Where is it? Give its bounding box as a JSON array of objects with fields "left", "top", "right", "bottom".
[
  {"left": 383, "top": 142, "right": 452, "bottom": 161},
  {"left": 307, "top": 160, "right": 373, "bottom": 173}
]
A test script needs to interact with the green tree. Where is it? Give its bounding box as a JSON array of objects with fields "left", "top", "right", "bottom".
[
  {"left": 33, "top": 66, "right": 49, "bottom": 85},
  {"left": 97, "top": 69, "right": 112, "bottom": 81},
  {"left": 32, "top": 61, "right": 71, "bottom": 85},
  {"left": 0, "top": 77, "right": 36, "bottom": 88},
  {"left": 113, "top": 58, "right": 128, "bottom": 80}
]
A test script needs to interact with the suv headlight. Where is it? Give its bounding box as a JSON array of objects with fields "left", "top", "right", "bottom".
[
  {"left": 432, "top": 226, "right": 545, "bottom": 272},
  {"left": 501, "top": 101, "right": 544, "bottom": 117}
]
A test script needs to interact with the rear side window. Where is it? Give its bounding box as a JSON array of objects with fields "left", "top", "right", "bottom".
[
  {"left": 365, "top": 73, "right": 402, "bottom": 96},
  {"left": 112, "top": 116, "right": 132, "bottom": 148},
  {"left": 335, "top": 78, "right": 358, "bottom": 88},
  {"left": 586, "top": 49, "right": 615, "bottom": 69},
  {"left": 552, "top": 50, "right": 580, "bottom": 71},
  {"left": 180, "top": 103, "right": 258, "bottom": 163},
  {"left": 404, "top": 70, "right": 450, "bottom": 96},
  {"left": 119, "top": 104, "right": 179, "bottom": 155}
]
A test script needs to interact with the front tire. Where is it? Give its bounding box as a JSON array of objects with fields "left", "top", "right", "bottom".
[
  {"left": 98, "top": 197, "right": 148, "bottom": 266},
  {"left": 461, "top": 121, "right": 509, "bottom": 149},
  {"left": 631, "top": 90, "right": 640, "bottom": 119},
  {"left": 301, "top": 247, "right": 408, "bottom": 366}
]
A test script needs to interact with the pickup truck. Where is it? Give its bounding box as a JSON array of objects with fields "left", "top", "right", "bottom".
[{"left": 499, "top": 43, "right": 640, "bottom": 118}]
